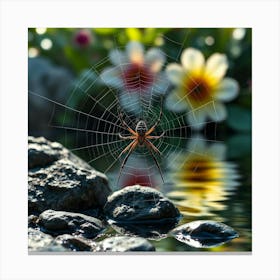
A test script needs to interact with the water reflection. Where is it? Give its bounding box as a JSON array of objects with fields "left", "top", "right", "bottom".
[
  {"left": 109, "top": 219, "right": 179, "bottom": 240},
  {"left": 166, "top": 136, "right": 240, "bottom": 219},
  {"left": 117, "top": 154, "right": 162, "bottom": 189}
]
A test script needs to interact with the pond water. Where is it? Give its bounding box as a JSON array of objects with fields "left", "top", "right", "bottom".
[{"left": 101, "top": 135, "right": 252, "bottom": 252}]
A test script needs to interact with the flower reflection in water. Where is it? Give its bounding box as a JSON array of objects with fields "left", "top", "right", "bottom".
[
  {"left": 118, "top": 155, "right": 161, "bottom": 189},
  {"left": 167, "top": 136, "right": 240, "bottom": 220}
]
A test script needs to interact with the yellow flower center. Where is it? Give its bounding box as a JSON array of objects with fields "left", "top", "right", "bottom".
[
  {"left": 168, "top": 154, "right": 230, "bottom": 217},
  {"left": 183, "top": 75, "right": 215, "bottom": 107},
  {"left": 177, "top": 155, "right": 223, "bottom": 183}
]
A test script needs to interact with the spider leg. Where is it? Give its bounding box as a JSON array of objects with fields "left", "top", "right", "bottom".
[
  {"left": 119, "top": 139, "right": 136, "bottom": 157},
  {"left": 117, "top": 139, "right": 138, "bottom": 186},
  {"left": 118, "top": 107, "right": 137, "bottom": 136},
  {"left": 145, "top": 97, "right": 163, "bottom": 136},
  {"left": 118, "top": 133, "right": 136, "bottom": 140},
  {"left": 145, "top": 139, "right": 162, "bottom": 155},
  {"left": 144, "top": 140, "right": 164, "bottom": 183},
  {"left": 146, "top": 131, "right": 165, "bottom": 140}
]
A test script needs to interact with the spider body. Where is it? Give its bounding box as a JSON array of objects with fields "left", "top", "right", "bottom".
[
  {"left": 135, "top": 120, "right": 147, "bottom": 145},
  {"left": 117, "top": 104, "right": 165, "bottom": 184}
]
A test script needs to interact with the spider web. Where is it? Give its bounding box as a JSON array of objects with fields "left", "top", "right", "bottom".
[{"left": 28, "top": 28, "right": 232, "bottom": 201}]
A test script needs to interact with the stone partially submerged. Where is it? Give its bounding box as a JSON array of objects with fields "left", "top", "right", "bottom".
[
  {"left": 109, "top": 219, "right": 178, "bottom": 240},
  {"left": 104, "top": 185, "right": 181, "bottom": 223},
  {"left": 94, "top": 236, "right": 155, "bottom": 252},
  {"left": 170, "top": 220, "right": 239, "bottom": 248},
  {"left": 55, "top": 234, "right": 94, "bottom": 251}
]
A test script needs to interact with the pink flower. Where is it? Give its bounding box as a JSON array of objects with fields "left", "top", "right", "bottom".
[
  {"left": 74, "top": 29, "right": 92, "bottom": 47},
  {"left": 100, "top": 41, "right": 168, "bottom": 113}
]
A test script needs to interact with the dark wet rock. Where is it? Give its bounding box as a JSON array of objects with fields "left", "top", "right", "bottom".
[
  {"left": 170, "top": 220, "right": 239, "bottom": 248},
  {"left": 28, "top": 157, "right": 111, "bottom": 214},
  {"left": 28, "top": 136, "right": 95, "bottom": 170},
  {"left": 109, "top": 219, "right": 178, "bottom": 240},
  {"left": 28, "top": 228, "right": 69, "bottom": 252},
  {"left": 104, "top": 185, "right": 181, "bottom": 223},
  {"left": 38, "top": 209, "right": 105, "bottom": 238},
  {"left": 28, "top": 136, "right": 69, "bottom": 169},
  {"left": 28, "top": 215, "right": 39, "bottom": 228},
  {"left": 80, "top": 208, "right": 103, "bottom": 219},
  {"left": 94, "top": 236, "right": 155, "bottom": 252},
  {"left": 55, "top": 234, "right": 94, "bottom": 251}
]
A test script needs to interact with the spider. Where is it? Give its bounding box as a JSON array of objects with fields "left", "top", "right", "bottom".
[{"left": 117, "top": 104, "right": 165, "bottom": 185}]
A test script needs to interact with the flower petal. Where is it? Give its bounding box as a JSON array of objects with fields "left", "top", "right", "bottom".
[
  {"left": 215, "top": 78, "right": 239, "bottom": 102},
  {"left": 118, "top": 91, "right": 142, "bottom": 116},
  {"left": 187, "top": 109, "right": 208, "bottom": 130},
  {"left": 166, "top": 63, "right": 185, "bottom": 86},
  {"left": 126, "top": 41, "right": 144, "bottom": 64},
  {"left": 145, "top": 48, "right": 165, "bottom": 73},
  {"left": 207, "top": 101, "right": 227, "bottom": 122},
  {"left": 100, "top": 67, "right": 123, "bottom": 88},
  {"left": 205, "top": 53, "right": 228, "bottom": 81},
  {"left": 181, "top": 48, "right": 205, "bottom": 73},
  {"left": 153, "top": 72, "right": 170, "bottom": 95},
  {"left": 207, "top": 143, "right": 226, "bottom": 160},
  {"left": 109, "top": 49, "right": 128, "bottom": 65},
  {"left": 165, "top": 90, "right": 189, "bottom": 112},
  {"left": 187, "top": 135, "right": 207, "bottom": 153}
]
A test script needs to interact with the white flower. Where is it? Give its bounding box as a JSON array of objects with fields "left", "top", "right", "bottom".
[
  {"left": 166, "top": 48, "right": 239, "bottom": 130},
  {"left": 100, "top": 41, "right": 168, "bottom": 114}
]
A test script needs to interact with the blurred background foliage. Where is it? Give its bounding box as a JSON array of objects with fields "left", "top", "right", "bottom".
[{"left": 28, "top": 28, "right": 251, "bottom": 136}]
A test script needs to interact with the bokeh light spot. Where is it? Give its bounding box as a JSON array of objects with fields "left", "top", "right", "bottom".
[
  {"left": 231, "top": 45, "right": 241, "bottom": 57},
  {"left": 28, "top": 47, "right": 39, "bottom": 58},
  {"left": 35, "top": 28, "right": 47, "bottom": 35},
  {"left": 205, "top": 36, "right": 215, "bottom": 46},
  {"left": 40, "top": 38, "right": 53, "bottom": 50},
  {"left": 232, "top": 28, "right": 246, "bottom": 40},
  {"left": 155, "top": 36, "right": 164, "bottom": 46}
]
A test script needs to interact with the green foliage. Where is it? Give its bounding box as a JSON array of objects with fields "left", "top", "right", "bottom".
[
  {"left": 227, "top": 105, "right": 252, "bottom": 132},
  {"left": 28, "top": 28, "right": 252, "bottom": 135}
]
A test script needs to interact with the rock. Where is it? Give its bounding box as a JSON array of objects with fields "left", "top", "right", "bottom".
[
  {"left": 28, "top": 136, "right": 99, "bottom": 170},
  {"left": 28, "top": 157, "right": 111, "bottom": 214},
  {"left": 94, "top": 236, "right": 155, "bottom": 252},
  {"left": 28, "top": 228, "right": 69, "bottom": 252},
  {"left": 55, "top": 234, "right": 94, "bottom": 251},
  {"left": 28, "top": 57, "right": 74, "bottom": 138},
  {"left": 28, "top": 215, "right": 39, "bottom": 228},
  {"left": 104, "top": 185, "right": 181, "bottom": 222},
  {"left": 38, "top": 209, "right": 105, "bottom": 238},
  {"left": 109, "top": 219, "right": 178, "bottom": 240},
  {"left": 170, "top": 220, "right": 239, "bottom": 248},
  {"left": 28, "top": 136, "right": 69, "bottom": 169}
]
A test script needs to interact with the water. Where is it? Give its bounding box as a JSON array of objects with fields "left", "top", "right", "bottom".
[{"left": 104, "top": 136, "right": 252, "bottom": 252}]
